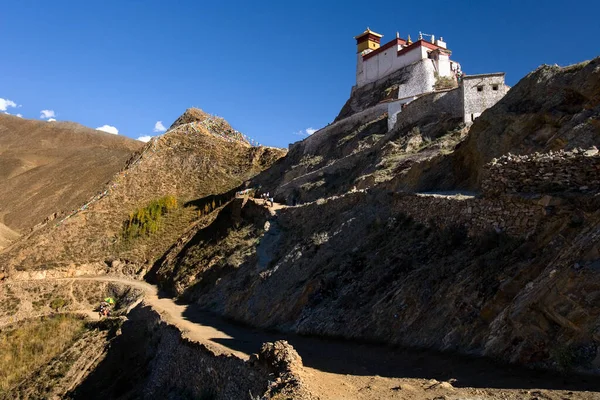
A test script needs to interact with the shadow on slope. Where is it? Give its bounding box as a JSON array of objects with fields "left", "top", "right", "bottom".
[{"left": 177, "top": 303, "right": 600, "bottom": 392}]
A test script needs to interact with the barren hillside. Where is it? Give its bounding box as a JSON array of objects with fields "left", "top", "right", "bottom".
[
  {"left": 3, "top": 60, "right": 600, "bottom": 399},
  {"left": 149, "top": 59, "right": 600, "bottom": 376},
  {"left": 0, "top": 109, "right": 285, "bottom": 274},
  {"left": 391, "top": 59, "right": 600, "bottom": 192},
  {"left": 0, "top": 114, "right": 143, "bottom": 236}
]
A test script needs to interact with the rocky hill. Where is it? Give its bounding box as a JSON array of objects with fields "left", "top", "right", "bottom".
[
  {"left": 3, "top": 59, "right": 600, "bottom": 399},
  {"left": 149, "top": 59, "right": 600, "bottom": 376},
  {"left": 251, "top": 100, "right": 465, "bottom": 206},
  {"left": 0, "top": 114, "right": 142, "bottom": 243},
  {"left": 391, "top": 59, "right": 600, "bottom": 192},
  {"left": 0, "top": 109, "right": 285, "bottom": 275}
]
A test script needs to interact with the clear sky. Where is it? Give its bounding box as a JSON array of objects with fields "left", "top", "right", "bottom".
[{"left": 1, "top": 0, "right": 598, "bottom": 148}]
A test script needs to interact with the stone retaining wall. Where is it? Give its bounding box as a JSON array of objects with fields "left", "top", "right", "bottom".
[
  {"left": 391, "top": 192, "right": 547, "bottom": 238},
  {"left": 393, "top": 87, "right": 462, "bottom": 131},
  {"left": 481, "top": 147, "right": 600, "bottom": 196},
  {"left": 301, "top": 103, "right": 388, "bottom": 155}
]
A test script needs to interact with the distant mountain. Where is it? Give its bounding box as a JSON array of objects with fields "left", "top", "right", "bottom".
[
  {"left": 1, "top": 109, "right": 285, "bottom": 273},
  {"left": 0, "top": 114, "right": 142, "bottom": 241}
]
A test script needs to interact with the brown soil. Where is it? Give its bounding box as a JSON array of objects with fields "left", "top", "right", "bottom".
[
  {"left": 0, "top": 222, "right": 19, "bottom": 251},
  {"left": 0, "top": 113, "right": 286, "bottom": 273},
  {"left": 20, "top": 276, "right": 600, "bottom": 400},
  {"left": 0, "top": 113, "right": 143, "bottom": 233}
]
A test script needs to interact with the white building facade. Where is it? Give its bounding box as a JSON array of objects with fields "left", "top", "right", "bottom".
[
  {"left": 355, "top": 29, "right": 461, "bottom": 88},
  {"left": 345, "top": 28, "right": 508, "bottom": 132}
]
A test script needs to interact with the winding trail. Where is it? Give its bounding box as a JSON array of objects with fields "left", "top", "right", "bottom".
[
  {"left": 56, "top": 276, "right": 247, "bottom": 358},
  {"left": 48, "top": 275, "right": 600, "bottom": 400}
]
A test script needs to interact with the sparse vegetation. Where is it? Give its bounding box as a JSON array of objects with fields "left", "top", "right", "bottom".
[
  {"left": 311, "top": 232, "right": 329, "bottom": 246},
  {"left": 562, "top": 60, "right": 591, "bottom": 73},
  {"left": 0, "top": 315, "right": 86, "bottom": 395},
  {"left": 434, "top": 75, "right": 457, "bottom": 90},
  {"left": 122, "top": 195, "right": 178, "bottom": 239},
  {"left": 49, "top": 298, "right": 68, "bottom": 311},
  {"left": 0, "top": 286, "right": 21, "bottom": 317}
]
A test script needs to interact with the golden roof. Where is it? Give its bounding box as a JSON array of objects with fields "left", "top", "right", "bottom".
[{"left": 354, "top": 27, "right": 383, "bottom": 39}]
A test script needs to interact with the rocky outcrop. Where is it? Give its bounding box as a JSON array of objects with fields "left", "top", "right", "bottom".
[
  {"left": 251, "top": 103, "right": 464, "bottom": 206},
  {"left": 70, "top": 304, "right": 310, "bottom": 400},
  {"left": 392, "top": 58, "right": 600, "bottom": 193},
  {"left": 150, "top": 183, "right": 600, "bottom": 374},
  {"left": 335, "top": 59, "right": 435, "bottom": 122},
  {"left": 168, "top": 107, "right": 211, "bottom": 129}
]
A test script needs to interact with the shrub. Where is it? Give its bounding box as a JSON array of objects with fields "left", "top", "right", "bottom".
[
  {"left": 49, "top": 298, "right": 67, "bottom": 311},
  {"left": 434, "top": 75, "right": 457, "bottom": 90},
  {"left": 311, "top": 232, "right": 329, "bottom": 246},
  {"left": 122, "top": 195, "right": 178, "bottom": 239}
]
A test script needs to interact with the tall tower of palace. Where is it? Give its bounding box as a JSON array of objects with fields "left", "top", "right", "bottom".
[
  {"left": 354, "top": 28, "right": 383, "bottom": 53},
  {"left": 354, "top": 28, "right": 383, "bottom": 85}
]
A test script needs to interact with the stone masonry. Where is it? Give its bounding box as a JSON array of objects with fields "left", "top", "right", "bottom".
[
  {"left": 482, "top": 147, "right": 600, "bottom": 196},
  {"left": 391, "top": 192, "right": 547, "bottom": 238},
  {"left": 461, "top": 73, "right": 508, "bottom": 123},
  {"left": 386, "top": 148, "right": 600, "bottom": 238}
]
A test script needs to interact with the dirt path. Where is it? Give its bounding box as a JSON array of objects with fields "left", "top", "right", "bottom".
[
  {"left": 246, "top": 197, "right": 288, "bottom": 215},
  {"left": 56, "top": 276, "right": 247, "bottom": 357},
  {"left": 58, "top": 276, "right": 600, "bottom": 400}
]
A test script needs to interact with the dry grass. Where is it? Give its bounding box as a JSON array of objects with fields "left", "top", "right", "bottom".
[
  {"left": 0, "top": 314, "right": 86, "bottom": 394},
  {"left": 2, "top": 119, "right": 285, "bottom": 271},
  {"left": 434, "top": 75, "right": 458, "bottom": 90}
]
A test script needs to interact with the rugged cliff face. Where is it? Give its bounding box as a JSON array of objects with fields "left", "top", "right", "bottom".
[
  {"left": 148, "top": 187, "right": 600, "bottom": 372},
  {"left": 150, "top": 60, "right": 600, "bottom": 374},
  {"left": 251, "top": 104, "right": 465, "bottom": 206},
  {"left": 68, "top": 305, "right": 309, "bottom": 400}
]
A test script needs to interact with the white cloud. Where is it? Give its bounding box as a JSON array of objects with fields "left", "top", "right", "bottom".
[
  {"left": 294, "top": 127, "right": 318, "bottom": 136},
  {"left": 153, "top": 121, "right": 166, "bottom": 132},
  {"left": 47, "top": 118, "right": 56, "bottom": 122},
  {"left": 40, "top": 109, "right": 56, "bottom": 119},
  {"left": 16, "top": 113, "right": 22, "bottom": 118},
  {"left": 96, "top": 125, "right": 119, "bottom": 135},
  {"left": 137, "top": 135, "right": 152, "bottom": 142},
  {"left": 0, "top": 98, "right": 18, "bottom": 112}
]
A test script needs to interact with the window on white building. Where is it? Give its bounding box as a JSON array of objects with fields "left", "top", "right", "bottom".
[
  {"left": 492, "top": 85, "right": 499, "bottom": 91},
  {"left": 477, "top": 86, "right": 483, "bottom": 92}
]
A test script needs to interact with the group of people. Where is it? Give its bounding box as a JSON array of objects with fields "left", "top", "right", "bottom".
[
  {"left": 260, "top": 192, "right": 274, "bottom": 207},
  {"left": 98, "top": 301, "right": 112, "bottom": 318},
  {"left": 236, "top": 188, "right": 252, "bottom": 197}
]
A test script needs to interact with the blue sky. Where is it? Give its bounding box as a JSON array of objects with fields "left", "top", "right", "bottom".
[{"left": 1, "top": 0, "right": 599, "bottom": 148}]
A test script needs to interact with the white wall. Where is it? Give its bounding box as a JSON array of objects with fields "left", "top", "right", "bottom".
[
  {"left": 387, "top": 97, "right": 416, "bottom": 130},
  {"left": 396, "top": 59, "right": 437, "bottom": 99},
  {"left": 437, "top": 54, "right": 451, "bottom": 77},
  {"left": 358, "top": 45, "right": 425, "bottom": 87},
  {"left": 461, "top": 74, "right": 508, "bottom": 123}
]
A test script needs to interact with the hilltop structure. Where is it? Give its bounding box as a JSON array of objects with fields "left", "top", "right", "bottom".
[
  {"left": 355, "top": 28, "right": 461, "bottom": 88},
  {"left": 349, "top": 28, "right": 509, "bottom": 130}
]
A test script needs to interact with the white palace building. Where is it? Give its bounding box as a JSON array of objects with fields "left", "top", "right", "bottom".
[
  {"left": 355, "top": 28, "right": 461, "bottom": 88},
  {"left": 351, "top": 28, "right": 508, "bottom": 128}
]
